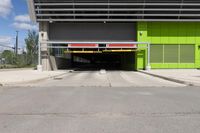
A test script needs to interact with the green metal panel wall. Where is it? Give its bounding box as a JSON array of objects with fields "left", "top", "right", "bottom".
[{"left": 137, "top": 22, "right": 200, "bottom": 69}]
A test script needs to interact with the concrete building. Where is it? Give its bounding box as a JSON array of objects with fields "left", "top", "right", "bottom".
[{"left": 28, "top": 0, "right": 200, "bottom": 71}]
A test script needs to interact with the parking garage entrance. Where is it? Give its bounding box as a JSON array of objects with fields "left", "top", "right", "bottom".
[
  {"left": 40, "top": 23, "right": 150, "bottom": 71},
  {"left": 45, "top": 41, "right": 145, "bottom": 71}
]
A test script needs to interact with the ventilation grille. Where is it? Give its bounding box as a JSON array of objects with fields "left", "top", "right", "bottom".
[
  {"left": 164, "top": 45, "right": 179, "bottom": 63},
  {"left": 32, "top": 0, "right": 200, "bottom": 22},
  {"left": 150, "top": 44, "right": 195, "bottom": 63},
  {"left": 150, "top": 44, "right": 163, "bottom": 63},
  {"left": 180, "top": 45, "right": 195, "bottom": 63}
]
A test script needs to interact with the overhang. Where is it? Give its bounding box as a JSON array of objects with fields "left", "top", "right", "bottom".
[{"left": 27, "top": 0, "right": 36, "bottom": 22}]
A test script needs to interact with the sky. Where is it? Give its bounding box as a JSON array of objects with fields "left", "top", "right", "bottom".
[{"left": 0, "top": 0, "right": 37, "bottom": 51}]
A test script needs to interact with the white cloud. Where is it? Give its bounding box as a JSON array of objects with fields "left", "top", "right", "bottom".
[
  {"left": 12, "top": 14, "right": 38, "bottom": 31},
  {"left": 12, "top": 14, "right": 38, "bottom": 30},
  {"left": 0, "top": 36, "right": 13, "bottom": 52},
  {"left": 0, "top": 0, "right": 12, "bottom": 18},
  {"left": 0, "top": 36, "right": 12, "bottom": 44},
  {"left": 12, "top": 22, "right": 38, "bottom": 31},
  {"left": 14, "top": 14, "right": 31, "bottom": 22}
]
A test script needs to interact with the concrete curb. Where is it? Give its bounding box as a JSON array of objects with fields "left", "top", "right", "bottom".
[
  {"left": 138, "top": 70, "right": 194, "bottom": 86},
  {"left": 0, "top": 72, "right": 68, "bottom": 86},
  {"left": 0, "top": 68, "right": 35, "bottom": 72}
]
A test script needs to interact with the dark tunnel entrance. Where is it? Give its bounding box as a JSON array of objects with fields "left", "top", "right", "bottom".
[{"left": 71, "top": 52, "right": 136, "bottom": 71}]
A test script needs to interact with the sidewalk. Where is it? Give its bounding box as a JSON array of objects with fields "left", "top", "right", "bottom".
[
  {"left": 0, "top": 69, "right": 67, "bottom": 86},
  {"left": 140, "top": 69, "right": 200, "bottom": 86}
]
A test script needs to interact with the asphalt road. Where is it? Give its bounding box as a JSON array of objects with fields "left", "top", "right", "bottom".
[
  {"left": 0, "top": 71, "right": 199, "bottom": 133},
  {"left": 0, "top": 86, "right": 200, "bottom": 133}
]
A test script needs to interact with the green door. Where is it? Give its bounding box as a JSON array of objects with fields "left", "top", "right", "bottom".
[{"left": 136, "top": 50, "right": 146, "bottom": 70}]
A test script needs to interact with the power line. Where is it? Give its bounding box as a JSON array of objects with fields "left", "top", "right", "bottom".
[{"left": 0, "top": 44, "right": 14, "bottom": 49}]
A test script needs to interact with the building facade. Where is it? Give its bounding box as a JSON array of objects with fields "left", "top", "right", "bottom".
[
  {"left": 28, "top": 0, "right": 200, "bottom": 70},
  {"left": 137, "top": 22, "right": 200, "bottom": 69}
]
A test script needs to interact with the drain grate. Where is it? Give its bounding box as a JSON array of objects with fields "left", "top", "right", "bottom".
[{"left": 53, "top": 77, "right": 63, "bottom": 80}]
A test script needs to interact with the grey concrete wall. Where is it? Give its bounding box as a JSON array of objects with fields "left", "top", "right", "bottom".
[
  {"left": 49, "top": 55, "right": 72, "bottom": 71},
  {"left": 55, "top": 57, "right": 72, "bottom": 69},
  {"left": 49, "top": 23, "right": 136, "bottom": 41}
]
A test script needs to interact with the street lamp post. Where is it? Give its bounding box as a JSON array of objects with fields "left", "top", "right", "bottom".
[{"left": 15, "top": 31, "right": 19, "bottom": 56}]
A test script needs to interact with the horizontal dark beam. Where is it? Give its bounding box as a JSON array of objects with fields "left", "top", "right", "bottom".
[
  {"left": 37, "top": 19, "right": 200, "bottom": 22},
  {"left": 35, "top": 8, "right": 200, "bottom": 11},
  {"left": 36, "top": 14, "right": 200, "bottom": 17},
  {"left": 34, "top": 3, "right": 200, "bottom": 6}
]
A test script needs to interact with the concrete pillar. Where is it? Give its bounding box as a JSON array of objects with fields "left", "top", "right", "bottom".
[{"left": 39, "top": 22, "right": 52, "bottom": 71}]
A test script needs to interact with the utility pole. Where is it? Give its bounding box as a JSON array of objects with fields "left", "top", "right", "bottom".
[{"left": 15, "top": 31, "right": 19, "bottom": 56}]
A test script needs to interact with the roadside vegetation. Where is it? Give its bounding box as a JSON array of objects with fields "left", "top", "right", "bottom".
[{"left": 0, "top": 31, "right": 38, "bottom": 69}]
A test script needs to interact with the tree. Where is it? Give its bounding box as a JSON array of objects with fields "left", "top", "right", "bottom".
[
  {"left": 1, "top": 50, "right": 14, "bottom": 64},
  {"left": 25, "top": 31, "right": 38, "bottom": 65}
]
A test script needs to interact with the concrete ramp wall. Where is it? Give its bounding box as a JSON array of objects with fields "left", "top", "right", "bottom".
[{"left": 49, "top": 56, "right": 72, "bottom": 70}]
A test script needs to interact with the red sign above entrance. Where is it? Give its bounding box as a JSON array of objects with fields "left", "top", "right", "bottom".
[
  {"left": 68, "top": 44, "right": 98, "bottom": 48},
  {"left": 68, "top": 43, "right": 137, "bottom": 48},
  {"left": 107, "top": 44, "right": 137, "bottom": 48}
]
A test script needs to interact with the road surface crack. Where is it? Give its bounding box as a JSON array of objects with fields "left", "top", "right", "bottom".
[{"left": 0, "top": 112, "right": 200, "bottom": 118}]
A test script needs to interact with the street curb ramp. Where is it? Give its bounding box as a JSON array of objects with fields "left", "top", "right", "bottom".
[{"left": 138, "top": 70, "right": 194, "bottom": 86}]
